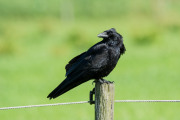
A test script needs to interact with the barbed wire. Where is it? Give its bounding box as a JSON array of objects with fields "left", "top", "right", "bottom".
[{"left": 0, "top": 100, "right": 180, "bottom": 110}]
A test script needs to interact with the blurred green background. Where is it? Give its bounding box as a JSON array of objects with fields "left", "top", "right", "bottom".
[{"left": 0, "top": 0, "right": 180, "bottom": 119}]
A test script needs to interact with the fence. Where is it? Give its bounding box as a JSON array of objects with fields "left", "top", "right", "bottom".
[{"left": 1, "top": 82, "right": 180, "bottom": 120}]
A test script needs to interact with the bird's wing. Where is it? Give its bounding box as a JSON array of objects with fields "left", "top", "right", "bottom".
[
  {"left": 65, "top": 43, "right": 109, "bottom": 77},
  {"left": 87, "top": 44, "right": 109, "bottom": 70},
  {"left": 48, "top": 43, "right": 109, "bottom": 99},
  {"left": 65, "top": 52, "right": 86, "bottom": 72}
]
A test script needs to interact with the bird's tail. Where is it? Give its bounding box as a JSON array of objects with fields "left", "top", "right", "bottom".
[{"left": 47, "top": 72, "right": 88, "bottom": 99}]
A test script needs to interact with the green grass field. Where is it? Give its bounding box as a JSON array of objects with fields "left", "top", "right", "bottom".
[{"left": 0, "top": 0, "right": 180, "bottom": 119}]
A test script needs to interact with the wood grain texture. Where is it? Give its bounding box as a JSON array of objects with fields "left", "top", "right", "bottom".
[{"left": 95, "top": 82, "right": 114, "bottom": 120}]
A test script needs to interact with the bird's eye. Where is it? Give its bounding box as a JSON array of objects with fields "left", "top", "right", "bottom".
[
  {"left": 107, "top": 31, "right": 112, "bottom": 34},
  {"left": 107, "top": 31, "right": 113, "bottom": 36}
]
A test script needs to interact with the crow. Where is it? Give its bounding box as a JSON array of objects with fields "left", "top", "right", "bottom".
[{"left": 47, "top": 28, "right": 126, "bottom": 99}]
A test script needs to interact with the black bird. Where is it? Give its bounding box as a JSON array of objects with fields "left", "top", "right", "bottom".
[{"left": 47, "top": 28, "right": 126, "bottom": 99}]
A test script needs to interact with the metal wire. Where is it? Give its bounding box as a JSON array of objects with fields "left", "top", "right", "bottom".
[
  {"left": 0, "top": 101, "right": 89, "bottom": 110},
  {"left": 115, "top": 100, "right": 180, "bottom": 103},
  {"left": 1, "top": 100, "right": 180, "bottom": 110}
]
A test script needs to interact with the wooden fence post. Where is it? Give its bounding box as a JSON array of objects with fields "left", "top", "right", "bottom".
[{"left": 95, "top": 81, "right": 114, "bottom": 120}]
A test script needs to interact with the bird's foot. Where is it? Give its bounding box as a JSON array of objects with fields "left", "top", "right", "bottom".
[
  {"left": 98, "top": 79, "right": 114, "bottom": 84},
  {"left": 89, "top": 88, "right": 95, "bottom": 105}
]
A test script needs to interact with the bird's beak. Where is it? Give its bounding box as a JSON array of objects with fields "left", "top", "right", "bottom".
[{"left": 97, "top": 32, "right": 108, "bottom": 38}]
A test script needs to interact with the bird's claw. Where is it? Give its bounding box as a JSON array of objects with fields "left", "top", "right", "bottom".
[{"left": 99, "top": 79, "right": 113, "bottom": 84}]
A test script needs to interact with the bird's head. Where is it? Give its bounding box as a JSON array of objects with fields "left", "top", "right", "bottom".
[{"left": 97, "top": 28, "right": 122, "bottom": 40}]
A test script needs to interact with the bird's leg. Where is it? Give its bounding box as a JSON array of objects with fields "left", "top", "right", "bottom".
[
  {"left": 98, "top": 78, "right": 105, "bottom": 83},
  {"left": 98, "top": 78, "right": 114, "bottom": 84},
  {"left": 89, "top": 88, "right": 95, "bottom": 105}
]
